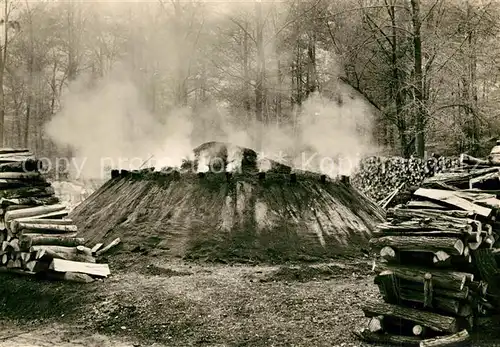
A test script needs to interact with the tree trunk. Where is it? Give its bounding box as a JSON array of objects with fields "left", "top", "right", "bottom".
[
  {"left": 466, "top": 1, "right": 479, "bottom": 156},
  {"left": 242, "top": 24, "right": 251, "bottom": 112},
  {"left": 387, "top": 3, "right": 408, "bottom": 157},
  {"left": 306, "top": 30, "right": 317, "bottom": 96},
  {"left": 173, "top": 0, "right": 188, "bottom": 107},
  {"left": 255, "top": 0, "right": 265, "bottom": 150},
  {"left": 410, "top": 0, "right": 425, "bottom": 157}
]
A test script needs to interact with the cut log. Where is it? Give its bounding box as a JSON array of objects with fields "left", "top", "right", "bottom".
[
  {"left": 484, "top": 235, "right": 495, "bottom": 248},
  {"left": 378, "top": 220, "right": 473, "bottom": 233},
  {"left": 19, "top": 252, "right": 30, "bottom": 263},
  {"left": 399, "top": 287, "right": 465, "bottom": 316},
  {"left": 423, "top": 166, "right": 499, "bottom": 188},
  {"left": 460, "top": 153, "right": 492, "bottom": 166},
  {"left": 453, "top": 190, "right": 497, "bottom": 202},
  {"left": 389, "top": 207, "right": 475, "bottom": 220},
  {"left": 0, "top": 186, "right": 54, "bottom": 200},
  {"left": 467, "top": 236, "right": 483, "bottom": 250},
  {"left": 370, "top": 236, "right": 464, "bottom": 255},
  {"left": 24, "top": 260, "right": 37, "bottom": 272},
  {"left": 0, "top": 172, "right": 41, "bottom": 180},
  {"left": 0, "top": 179, "right": 49, "bottom": 190},
  {"left": 374, "top": 230, "right": 479, "bottom": 244},
  {"left": 380, "top": 246, "right": 397, "bottom": 261},
  {"left": 412, "top": 325, "right": 429, "bottom": 337},
  {"left": 4, "top": 204, "right": 66, "bottom": 224},
  {"left": 49, "top": 258, "right": 110, "bottom": 277},
  {"left": 20, "top": 235, "right": 84, "bottom": 248},
  {"left": 368, "top": 315, "right": 384, "bottom": 333},
  {"left": 362, "top": 301, "right": 459, "bottom": 333},
  {"left": 354, "top": 329, "right": 421, "bottom": 345},
  {"left": 0, "top": 148, "right": 30, "bottom": 155},
  {"left": 433, "top": 251, "right": 451, "bottom": 267},
  {"left": 419, "top": 329, "right": 469, "bottom": 347},
  {"left": 14, "top": 218, "right": 73, "bottom": 226},
  {"left": 373, "top": 262, "right": 471, "bottom": 291},
  {"left": 413, "top": 188, "right": 492, "bottom": 218},
  {"left": 5, "top": 204, "right": 32, "bottom": 211},
  {"left": 91, "top": 243, "right": 103, "bottom": 254},
  {"left": 15, "top": 209, "right": 69, "bottom": 220},
  {"left": 12, "top": 222, "right": 77, "bottom": 235},
  {"left": 96, "top": 238, "right": 121, "bottom": 256},
  {"left": 406, "top": 200, "right": 449, "bottom": 210},
  {"left": 76, "top": 245, "right": 93, "bottom": 256},
  {"left": 483, "top": 224, "right": 493, "bottom": 236},
  {"left": 9, "top": 238, "right": 19, "bottom": 252},
  {"left": 0, "top": 196, "right": 60, "bottom": 208},
  {"left": 470, "top": 171, "right": 500, "bottom": 189},
  {"left": 0, "top": 159, "right": 42, "bottom": 172}
]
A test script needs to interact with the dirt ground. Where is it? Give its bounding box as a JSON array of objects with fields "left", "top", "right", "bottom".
[
  {"left": 1, "top": 257, "right": 500, "bottom": 347},
  {"left": 0, "top": 257, "right": 379, "bottom": 347}
]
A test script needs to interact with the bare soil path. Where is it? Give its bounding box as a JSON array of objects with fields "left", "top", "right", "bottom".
[{"left": 0, "top": 258, "right": 498, "bottom": 346}]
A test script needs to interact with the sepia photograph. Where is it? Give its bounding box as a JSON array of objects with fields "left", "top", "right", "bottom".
[{"left": 0, "top": 0, "right": 498, "bottom": 346}]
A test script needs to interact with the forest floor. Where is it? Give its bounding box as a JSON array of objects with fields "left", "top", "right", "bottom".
[{"left": 1, "top": 257, "right": 500, "bottom": 347}]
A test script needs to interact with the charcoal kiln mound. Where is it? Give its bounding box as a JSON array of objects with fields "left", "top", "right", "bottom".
[{"left": 71, "top": 142, "right": 385, "bottom": 263}]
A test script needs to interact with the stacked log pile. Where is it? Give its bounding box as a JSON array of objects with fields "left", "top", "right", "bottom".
[
  {"left": 355, "top": 169, "right": 500, "bottom": 346},
  {"left": 351, "top": 156, "right": 463, "bottom": 203},
  {"left": 0, "top": 148, "right": 114, "bottom": 283}
]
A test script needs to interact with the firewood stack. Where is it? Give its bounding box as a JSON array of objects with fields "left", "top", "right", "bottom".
[
  {"left": 355, "top": 167, "right": 500, "bottom": 346},
  {"left": 0, "top": 148, "right": 114, "bottom": 283},
  {"left": 351, "top": 156, "right": 462, "bottom": 203}
]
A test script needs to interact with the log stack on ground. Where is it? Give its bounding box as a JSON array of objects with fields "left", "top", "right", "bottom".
[
  {"left": 351, "top": 156, "right": 463, "bottom": 204},
  {"left": 356, "top": 164, "right": 500, "bottom": 346},
  {"left": 351, "top": 153, "right": 500, "bottom": 209},
  {"left": 0, "top": 148, "right": 112, "bottom": 283}
]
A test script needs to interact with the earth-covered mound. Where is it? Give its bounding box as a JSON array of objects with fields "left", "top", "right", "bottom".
[{"left": 71, "top": 142, "right": 385, "bottom": 263}]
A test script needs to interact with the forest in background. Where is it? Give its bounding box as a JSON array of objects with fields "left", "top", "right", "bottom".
[{"left": 0, "top": 0, "right": 498, "bottom": 170}]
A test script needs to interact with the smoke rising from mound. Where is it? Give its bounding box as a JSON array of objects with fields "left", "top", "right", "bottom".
[{"left": 46, "top": 67, "right": 377, "bottom": 179}]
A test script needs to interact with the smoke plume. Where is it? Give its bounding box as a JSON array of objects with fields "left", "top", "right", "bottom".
[{"left": 46, "top": 69, "right": 377, "bottom": 179}]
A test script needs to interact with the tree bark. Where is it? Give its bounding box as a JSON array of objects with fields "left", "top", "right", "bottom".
[
  {"left": 20, "top": 234, "right": 84, "bottom": 249},
  {"left": 410, "top": 0, "right": 425, "bottom": 157},
  {"left": 255, "top": 0, "right": 265, "bottom": 150},
  {"left": 419, "top": 329, "right": 470, "bottom": 347},
  {"left": 388, "top": 3, "right": 408, "bottom": 157},
  {"left": 370, "top": 236, "right": 464, "bottom": 255},
  {"left": 362, "top": 301, "right": 459, "bottom": 333},
  {"left": 373, "top": 262, "right": 471, "bottom": 291}
]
